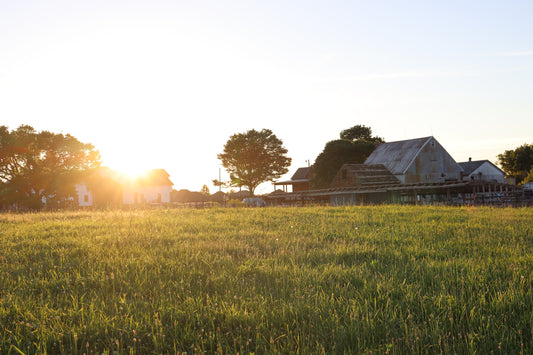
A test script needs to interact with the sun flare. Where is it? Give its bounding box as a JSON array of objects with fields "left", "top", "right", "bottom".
[{"left": 104, "top": 155, "right": 152, "bottom": 180}]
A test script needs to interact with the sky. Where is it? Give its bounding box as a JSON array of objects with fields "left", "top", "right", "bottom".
[{"left": 1, "top": 0, "right": 532, "bottom": 194}]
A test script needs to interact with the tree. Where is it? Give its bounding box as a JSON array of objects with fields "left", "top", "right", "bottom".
[
  {"left": 523, "top": 167, "right": 533, "bottom": 185},
  {"left": 217, "top": 129, "right": 291, "bottom": 196},
  {"left": 312, "top": 125, "right": 383, "bottom": 189},
  {"left": 0, "top": 125, "right": 101, "bottom": 209},
  {"left": 200, "top": 184, "right": 210, "bottom": 196},
  {"left": 340, "top": 125, "right": 384, "bottom": 144},
  {"left": 497, "top": 143, "right": 533, "bottom": 183}
]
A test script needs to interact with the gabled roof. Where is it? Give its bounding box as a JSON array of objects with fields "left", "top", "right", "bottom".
[
  {"left": 275, "top": 167, "right": 313, "bottom": 186},
  {"left": 139, "top": 169, "right": 173, "bottom": 186},
  {"left": 364, "top": 136, "right": 433, "bottom": 175},
  {"left": 291, "top": 167, "right": 313, "bottom": 180},
  {"left": 458, "top": 160, "right": 504, "bottom": 176}
]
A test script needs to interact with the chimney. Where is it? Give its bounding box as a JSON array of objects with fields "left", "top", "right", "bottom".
[{"left": 469, "top": 157, "right": 472, "bottom": 162}]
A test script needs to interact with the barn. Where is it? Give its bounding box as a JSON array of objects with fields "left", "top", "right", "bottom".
[
  {"left": 364, "top": 136, "right": 463, "bottom": 184},
  {"left": 458, "top": 158, "right": 505, "bottom": 183},
  {"left": 269, "top": 136, "right": 524, "bottom": 206}
]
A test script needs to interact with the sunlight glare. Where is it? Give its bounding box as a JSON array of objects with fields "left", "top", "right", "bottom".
[{"left": 104, "top": 154, "right": 152, "bottom": 180}]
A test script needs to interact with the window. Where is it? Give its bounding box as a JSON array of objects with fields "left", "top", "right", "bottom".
[{"left": 84, "top": 195, "right": 89, "bottom": 203}]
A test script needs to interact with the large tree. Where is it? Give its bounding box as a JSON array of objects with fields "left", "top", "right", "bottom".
[
  {"left": 312, "top": 125, "right": 383, "bottom": 189},
  {"left": 340, "top": 125, "right": 384, "bottom": 144},
  {"left": 0, "top": 125, "right": 101, "bottom": 209},
  {"left": 497, "top": 143, "right": 533, "bottom": 184},
  {"left": 217, "top": 129, "right": 291, "bottom": 196}
]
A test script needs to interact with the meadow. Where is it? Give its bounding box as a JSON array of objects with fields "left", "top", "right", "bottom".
[{"left": 0, "top": 206, "right": 532, "bottom": 354}]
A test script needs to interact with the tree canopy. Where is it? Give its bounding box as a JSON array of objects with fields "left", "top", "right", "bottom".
[
  {"left": 0, "top": 125, "right": 101, "bottom": 209},
  {"left": 312, "top": 125, "right": 383, "bottom": 189},
  {"left": 497, "top": 143, "right": 533, "bottom": 184},
  {"left": 217, "top": 129, "right": 291, "bottom": 195},
  {"left": 339, "top": 125, "right": 384, "bottom": 144}
]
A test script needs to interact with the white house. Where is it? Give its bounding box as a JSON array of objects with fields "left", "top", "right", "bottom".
[
  {"left": 458, "top": 159, "right": 505, "bottom": 183},
  {"left": 75, "top": 168, "right": 173, "bottom": 207},
  {"left": 122, "top": 169, "right": 173, "bottom": 205},
  {"left": 75, "top": 183, "right": 94, "bottom": 207}
]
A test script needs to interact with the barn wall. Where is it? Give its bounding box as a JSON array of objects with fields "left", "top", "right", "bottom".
[
  {"left": 292, "top": 181, "right": 311, "bottom": 192},
  {"left": 404, "top": 138, "right": 463, "bottom": 183},
  {"left": 468, "top": 163, "right": 505, "bottom": 183}
]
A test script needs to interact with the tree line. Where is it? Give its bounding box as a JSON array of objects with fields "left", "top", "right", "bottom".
[{"left": 0, "top": 125, "right": 100, "bottom": 209}]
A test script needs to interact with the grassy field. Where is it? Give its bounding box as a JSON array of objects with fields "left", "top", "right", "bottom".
[{"left": 1, "top": 206, "right": 532, "bottom": 354}]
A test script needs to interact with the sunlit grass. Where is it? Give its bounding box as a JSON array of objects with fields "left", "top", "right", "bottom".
[{"left": 1, "top": 206, "right": 532, "bottom": 353}]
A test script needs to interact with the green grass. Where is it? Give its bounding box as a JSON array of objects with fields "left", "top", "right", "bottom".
[{"left": 1, "top": 206, "right": 532, "bottom": 354}]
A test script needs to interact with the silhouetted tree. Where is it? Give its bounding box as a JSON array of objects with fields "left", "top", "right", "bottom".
[
  {"left": 340, "top": 125, "right": 384, "bottom": 144},
  {"left": 217, "top": 129, "right": 291, "bottom": 196},
  {"left": 312, "top": 125, "right": 383, "bottom": 189},
  {"left": 200, "top": 184, "right": 210, "bottom": 195},
  {"left": 0, "top": 125, "right": 100, "bottom": 209},
  {"left": 497, "top": 143, "right": 533, "bottom": 184},
  {"left": 523, "top": 167, "right": 533, "bottom": 185}
]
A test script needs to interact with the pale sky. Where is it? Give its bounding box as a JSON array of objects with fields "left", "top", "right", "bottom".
[{"left": 1, "top": 0, "right": 532, "bottom": 194}]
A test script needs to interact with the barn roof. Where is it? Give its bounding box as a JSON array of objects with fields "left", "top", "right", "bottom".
[
  {"left": 275, "top": 166, "right": 313, "bottom": 186},
  {"left": 291, "top": 167, "right": 313, "bottom": 180},
  {"left": 458, "top": 160, "right": 504, "bottom": 176},
  {"left": 364, "top": 136, "right": 433, "bottom": 175}
]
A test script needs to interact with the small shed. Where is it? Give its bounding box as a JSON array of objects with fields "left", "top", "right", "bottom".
[
  {"left": 274, "top": 166, "right": 313, "bottom": 192},
  {"left": 364, "top": 136, "right": 463, "bottom": 184},
  {"left": 458, "top": 159, "right": 505, "bottom": 183}
]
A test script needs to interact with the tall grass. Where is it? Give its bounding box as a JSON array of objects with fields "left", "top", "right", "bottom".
[{"left": 1, "top": 206, "right": 532, "bottom": 354}]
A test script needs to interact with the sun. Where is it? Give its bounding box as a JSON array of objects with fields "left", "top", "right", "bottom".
[{"left": 103, "top": 154, "right": 152, "bottom": 179}]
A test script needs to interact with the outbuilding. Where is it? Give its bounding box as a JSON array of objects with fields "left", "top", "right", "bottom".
[{"left": 458, "top": 158, "right": 505, "bottom": 183}]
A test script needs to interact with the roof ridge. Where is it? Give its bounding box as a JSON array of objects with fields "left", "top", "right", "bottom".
[{"left": 401, "top": 136, "right": 433, "bottom": 174}]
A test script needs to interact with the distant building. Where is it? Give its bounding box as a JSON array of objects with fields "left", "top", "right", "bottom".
[
  {"left": 122, "top": 169, "right": 173, "bottom": 205},
  {"left": 458, "top": 158, "right": 505, "bottom": 183},
  {"left": 364, "top": 136, "right": 463, "bottom": 184},
  {"left": 75, "top": 183, "right": 93, "bottom": 207},
  {"left": 75, "top": 168, "right": 173, "bottom": 207},
  {"left": 522, "top": 182, "right": 533, "bottom": 191},
  {"left": 274, "top": 166, "right": 313, "bottom": 192}
]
